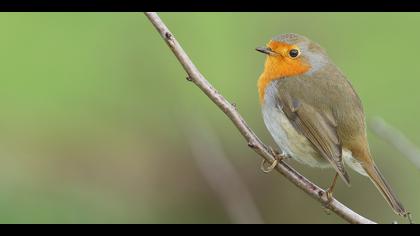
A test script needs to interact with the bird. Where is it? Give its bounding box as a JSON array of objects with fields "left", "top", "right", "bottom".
[{"left": 256, "top": 33, "right": 408, "bottom": 217}]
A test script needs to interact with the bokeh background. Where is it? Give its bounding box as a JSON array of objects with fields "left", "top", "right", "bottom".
[{"left": 0, "top": 13, "right": 418, "bottom": 223}]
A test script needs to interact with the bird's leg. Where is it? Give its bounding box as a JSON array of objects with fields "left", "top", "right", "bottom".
[
  {"left": 261, "top": 146, "right": 286, "bottom": 173},
  {"left": 322, "top": 173, "right": 339, "bottom": 215},
  {"left": 325, "top": 173, "right": 339, "bottom": 203}
]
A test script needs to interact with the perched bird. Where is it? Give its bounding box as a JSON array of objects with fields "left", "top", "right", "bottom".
[{"left": 256, "top": 33, "right": 407, "bottom": 217}]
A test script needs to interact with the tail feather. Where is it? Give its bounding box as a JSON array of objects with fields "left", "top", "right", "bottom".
[{"left": 364, "top": 164, "right": 407, "bottom": 216}]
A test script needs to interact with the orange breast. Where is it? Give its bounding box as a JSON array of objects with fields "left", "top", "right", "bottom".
[{"left": 258, "top": 50, "right": 310, "bottom": 103}]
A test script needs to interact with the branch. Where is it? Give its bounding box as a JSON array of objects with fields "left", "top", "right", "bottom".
[
  {"left": 144, "top": 12, "right": 375, "bottom": 224},
  {"left": 369, "top": 117, "right": 420, "bottom": 170},
  {"left": 187, "top": 119, "right": 264, "bottom": 224}
]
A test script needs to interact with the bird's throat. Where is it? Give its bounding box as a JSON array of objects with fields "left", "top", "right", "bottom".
[{"left": 258, "top": 57, "right": 310, "bottom": 103}]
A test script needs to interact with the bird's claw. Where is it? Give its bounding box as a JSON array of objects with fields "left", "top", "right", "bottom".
[
  {"left": 260, "top": 158, "right": 279, "bottom": 173},
  {"left": 323, "top": 173, "right": 338, "bottom": 211},
  {"left": 260, "top": 146, "right": 286, "bottom": 173},
  {"left": 325, "top": 188, "right": 334, "bottom": 204},
  {"left": 322, "top": 188, "right": 334, "bottom": 215}
]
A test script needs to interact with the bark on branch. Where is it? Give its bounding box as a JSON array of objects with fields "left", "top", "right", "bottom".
[{"left": 144, "top": 12, "right": 376, "bottom": 224}]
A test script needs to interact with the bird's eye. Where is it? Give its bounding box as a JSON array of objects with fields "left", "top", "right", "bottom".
[{"left": 289, "top": 48, "right": 300, "bottom": 58}]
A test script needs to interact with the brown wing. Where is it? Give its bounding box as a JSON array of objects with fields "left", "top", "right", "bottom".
[{"left": 277, "top": 92, "right": 350, "bottom": 185}]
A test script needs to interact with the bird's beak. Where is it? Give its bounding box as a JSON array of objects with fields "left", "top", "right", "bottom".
[{"left": 256, "top": 46, "right": 276, "bottom": 56}]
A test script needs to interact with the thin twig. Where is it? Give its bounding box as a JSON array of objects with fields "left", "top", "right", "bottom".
[
  {"left": 144, "top": 12, "right": 376, "bottom": 224},
  {"left": 187, "top": 119, "right": 264, "bottom": 224},
  {"left": 370, "top": 117, "right": 420, "bottom": 170}
]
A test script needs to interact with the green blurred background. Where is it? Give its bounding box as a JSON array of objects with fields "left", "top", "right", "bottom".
[{"left": 0, "top": 13, "right": 418, "bottom": 223}]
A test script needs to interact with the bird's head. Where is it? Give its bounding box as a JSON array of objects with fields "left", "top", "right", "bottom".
[
  {"left": 256, "top": 33, "right": 329, "bottom": 79},
  {"left": 256, "top": 33, "right": 331, "bottom": 102}
]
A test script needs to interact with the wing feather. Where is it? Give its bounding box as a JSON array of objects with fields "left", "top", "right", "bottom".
[{"left": 278, "top": 92, "right": 350, "bottom": 185}]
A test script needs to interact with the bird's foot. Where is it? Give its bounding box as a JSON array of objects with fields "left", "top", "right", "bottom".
[
  {"left": 322, "top": 188, "right": 334, "bottom": 215},
  {"left": 260, "top": 146, "right": 287, "bottom": 173},
  {"left": 325, "top": 188, "right": 334, "bottom": 204},
  {"left": 322, "top": 173, "right": 339, "bottom": 213}
]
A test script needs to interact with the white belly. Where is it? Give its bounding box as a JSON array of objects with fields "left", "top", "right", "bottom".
[{"left": 262, "top": 102, "right": 330, "bottom": 168}]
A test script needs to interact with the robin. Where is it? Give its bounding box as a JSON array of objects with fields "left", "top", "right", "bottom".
[{"left": 256, "top": 33, "right": 408, "bottom": 217}]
